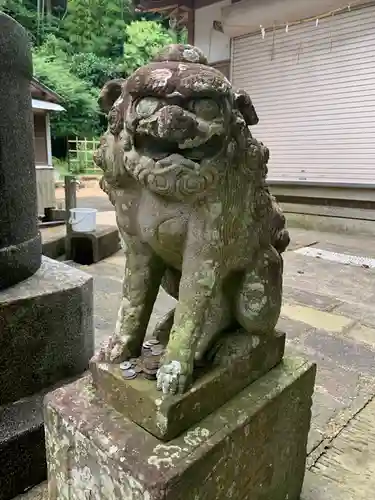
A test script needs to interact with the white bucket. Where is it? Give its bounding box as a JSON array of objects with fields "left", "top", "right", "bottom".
[{"left": 69, "top": 208, "right": 97, "bottom": 232}]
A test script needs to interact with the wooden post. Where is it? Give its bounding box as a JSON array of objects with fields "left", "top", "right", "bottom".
[
  {"left": 64, "top": 175, "right": 77, "bottom": 234},
  {"left": 64, "top": 175, "right": 78, "bottom": 259},
  {"left": 187, "top": 7, "right": 194, "bottom": 45}
]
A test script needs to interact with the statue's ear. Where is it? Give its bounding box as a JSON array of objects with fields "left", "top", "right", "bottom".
[
  {"left": 98, "top": 78, "right": 126, "bottom": 113},
  {"left": 234, "top": 89, "right": 259, "bottom": 126}
]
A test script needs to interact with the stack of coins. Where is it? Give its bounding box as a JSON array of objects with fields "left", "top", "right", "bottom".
[
  {"left": 142, "top": 358, "right": 159, "bottom": 380},
  {"left": 118, "top": 338, "right": 166, "bottom": 381},
  {"left": 141, "top": 339, "right": 153, "bottom": 357},
  {"left": 120, "top": 360, "right": 137, "bottom": 380},
  {"left": 141, "top": 338, "right": 165, "bottom": 380}
]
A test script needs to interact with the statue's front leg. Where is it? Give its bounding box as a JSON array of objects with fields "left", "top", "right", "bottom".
[
  {"left": 157, "top": 256, "right": 221, "bottom": 395},
  {"left": 93, "top": 234, "right": 165, "bottom": 363},
  {"left": 235, "top": 245, "right": 283, "bottom": 334}
]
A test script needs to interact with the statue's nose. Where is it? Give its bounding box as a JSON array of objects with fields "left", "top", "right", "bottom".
[{"left": 157, "top": 105, "right": 198, "bottom": 141}]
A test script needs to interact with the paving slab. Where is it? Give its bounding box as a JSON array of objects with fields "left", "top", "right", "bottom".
[
  {"left": 302, "top": 396, "right": 375, "bottom": 500},
  {"left": 289, "top": 228, "right": 375, "bottom": 258},
  {"left": 333, "top": 301, "right": 375, "bottom": 328},
  {"left": 313, "top": 240, "right": 375, "bottom": 259},
  {"left": 283, "top": 251, "right": 375, "bottom": 305},
  {"left": 282, "top": 286, "right": 341, "bottom": 312}
]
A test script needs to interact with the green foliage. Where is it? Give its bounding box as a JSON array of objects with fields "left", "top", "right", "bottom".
[
  {"left": 33, "top": 45, "right": 101, "bottom": 138},
  {"left": 123, "top": 20, "right": 179, "bottom": 73},
  {"left": 1, "top": 0, "right": 37, "bottom": 33},
  {"left": 33, "top": 33, "right": 69, "bottom": 59},
  {"left": 0, "top": 0, "right": 63, "bottom": 44},
  {"left": 69, "top": 52, "right": 124, "bottom": 88},
  {"left": 1, "top": 0, "right": 187, "bottom": 138},
  {"left": 52, "top": 157, "right": 70, "bottom": 178},
  {"left": 62, "top": 0, "right": 133, "bottom": 58}
]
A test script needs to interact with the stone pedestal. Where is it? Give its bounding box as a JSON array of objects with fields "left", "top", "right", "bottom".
[
  {"left": 0, "top": 257, "right": 94, "bottom": 500},
  {"left": 44, "top": 351, "right": 315, "bottom": 499},
  {"left": 91, "top": 330, "right": 286, "bottom": 440}
]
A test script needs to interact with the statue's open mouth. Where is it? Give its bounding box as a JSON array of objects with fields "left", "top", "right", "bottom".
[{"left": 134, "top": 134, "right": 223, "bottom": 162}]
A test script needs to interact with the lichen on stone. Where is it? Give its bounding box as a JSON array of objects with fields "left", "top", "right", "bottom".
[{"left": 93, "top": 43, "right": 290, "bottom": 396}]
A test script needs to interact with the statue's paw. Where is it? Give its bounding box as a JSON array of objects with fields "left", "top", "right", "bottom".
[
  {"left": 91, "top": 335, "right": 132, "bottom": 364},
  {"left": 156, "top": 359, "right": 193, "bottom": 395}
]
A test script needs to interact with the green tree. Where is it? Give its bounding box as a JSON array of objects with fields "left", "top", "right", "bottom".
[
  {"left": 1, "top": 2, "right": 188, "bottom": 139},
  {"left": 0, "top": 0, "right": 63, "bottom": 45},
  {"left": 33, "top": 43, "right": 101, "bottom": 137},
  {"left": 62, "top": 0, "right": 133, "bottom": 58},
  {"left": 69, "top": 52, "right": 124, "bottom": 88},
  {"left": 123, "top": 20, "right": 184, "bottom": 74}
]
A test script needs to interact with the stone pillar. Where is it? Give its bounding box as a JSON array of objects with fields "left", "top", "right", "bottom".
[
  {"left": 0, "top": 12, "right": 42, "bottom": 290},
  {"left": 0, "top": 18, "right": 94, "bottom": 500}
]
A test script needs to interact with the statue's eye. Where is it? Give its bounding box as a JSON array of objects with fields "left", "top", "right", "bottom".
[
  {"left": 135, "top": 97, "right": 162, "bottom": 118},
  {"left": 190, "top": 99, "right": 220, "bottom": 120}
]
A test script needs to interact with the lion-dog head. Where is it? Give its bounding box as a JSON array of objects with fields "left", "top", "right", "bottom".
[{"left": 95, "top": 44, "right": 262, "bottom": 202}]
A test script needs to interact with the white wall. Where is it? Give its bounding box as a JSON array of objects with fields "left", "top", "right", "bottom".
[
  {"left": 194, "top": 0, "right": 231, "bottom": 63},
  {"left": 46, "top": 113, "right": 53, "bottom": 167},
  {"left": 222, "top": 0, "right": 355, "bottom": 38}
]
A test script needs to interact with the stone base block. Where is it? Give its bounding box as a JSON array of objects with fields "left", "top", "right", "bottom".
[
  {"left": 0, "top": 256, "right": 94, "bottom": 406},
  {"left": 91, "top": 329, "right": 286, "bottom": 440},
  {"left": 44, "top": 356, "right": 316, "bottom": 500},
  {"left": 0, "top": 232, "right": 42, "bottom": 291},
  {"left": 44, "top": 208, "right": 66, "bottom": 222},
  {"left": 42, "top": 235, "right": 66, "bottom": 260},
  {"left": 0, "top": 257, "right": 94, "bottom": 499},
  {"left": 0, "top": 390, "right": 46, "bottom": 500},
  {"left": 66, "top": 225, "right": 120, "bottom": 265}
]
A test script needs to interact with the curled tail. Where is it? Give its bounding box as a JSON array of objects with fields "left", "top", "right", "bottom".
[{"left": 270, "top": 195, "right": 290, "bottom": 254}]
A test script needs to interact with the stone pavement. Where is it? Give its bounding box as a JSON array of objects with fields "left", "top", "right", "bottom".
[
  {"left": 17, "top": 227, "right": 375, "bottom": 499},
  {"left": 303, "top": 396, "right": 375, "bottom": 499}
]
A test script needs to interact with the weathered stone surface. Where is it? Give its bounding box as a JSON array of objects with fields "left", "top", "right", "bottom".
[
  {"left": 0, "top": 257, "right": 94, "bottom": 406},
  {"left": 92, "top": 43, "right": 290, "bottom": 395},
  {"left": 0, "top": 256, "right": 94, "bottom": 499},
  {"left": 44, "top": 356, "right": 315, "bottom": 500},
  {"left": 0, "top": 391, "right": 45, "bottom": 500},
  {"left": 0, "top": 13, "right": 42, "bottom": 290},
  {"left": 41, "top": 225, "right": 66, "bottom": 260},
  {"left": 91, "top": 329, "right": 285, "bottom": 440}
]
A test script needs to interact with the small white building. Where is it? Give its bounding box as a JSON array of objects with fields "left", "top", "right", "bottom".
[
  {"left": 31, "top": 77, "right": 65, "bottom": 216},
  {"left": 192, "top": 0, "right": 375, "bottom": 221}
]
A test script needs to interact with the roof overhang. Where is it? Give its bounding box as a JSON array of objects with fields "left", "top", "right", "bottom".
[
  {"left": 135, "top": 1, "right": 192, "bottom": 27},
  {"left": 32, "top": 99, "right": 65, "bottom": 112},
  {"left": 135, "top": 0, "right": 193, "bottom": 11},
  {"left": 31, "top": 77, "right": 63, "bottom": 103}
]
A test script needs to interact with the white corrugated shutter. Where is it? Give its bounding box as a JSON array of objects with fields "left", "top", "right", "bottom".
[{"left": 232, "top": 5, "right": 375, "bottom": 186}]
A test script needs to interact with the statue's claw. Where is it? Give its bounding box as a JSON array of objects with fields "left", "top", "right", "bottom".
[
  {"left": 156, "top": 359, "right": 193, "bottom": 395},
  {"left": 91, "top": 335, "right": 131, "bottom": 364}
]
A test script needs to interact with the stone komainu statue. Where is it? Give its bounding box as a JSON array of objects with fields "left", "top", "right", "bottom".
[{"left": 93, "top": 44, "right": 290, "bottom": 395}]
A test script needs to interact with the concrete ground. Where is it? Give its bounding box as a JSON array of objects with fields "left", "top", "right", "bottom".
[
  {"left": 55, "top": 183, "right": 113, "bottom": 213},
  {"left": 20, "top": 191, "right": 375, "bottom": 498}
]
